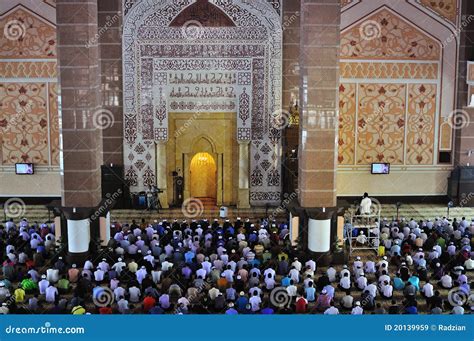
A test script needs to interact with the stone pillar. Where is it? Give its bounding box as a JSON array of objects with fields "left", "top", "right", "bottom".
[
  {"left": 57, "top": 0, "right": 103, "bottom": 260},
  {"left": 183, "top": 154, "right": 191, "bottom": 200},
  {"left": 217, "top": 153, "right": 223, "bottom": 205},
  {"left": 98, "top": 0, "right": 123, "bottom": 165},
  {"left": 57, "top": 0, "right": 103, "bottom": 207},
  {"left": 298, "top": 0, "right": 340, "bottom": 253},
  {"left": 156, "top": 142, "right": 169, "bottom": 208},
  {"left": 238, "top": 141, "right": 250, "bottom": 208}
]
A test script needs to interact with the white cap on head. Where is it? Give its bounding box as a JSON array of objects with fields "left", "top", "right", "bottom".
[{"left": 355, "top": 301, "right": 361, "bottom": 306}]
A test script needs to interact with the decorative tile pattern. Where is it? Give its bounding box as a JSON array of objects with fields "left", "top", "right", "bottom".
[
  {"left": 0, "top": 61, "right": 57, "bottom": 78},
  {"left": 340, "top": 62, "right": 438, "bottom": 80},
  {"left": 341, "top": 8, "right": 440, "bottom": 60},
  {"left": 417, "top": 0, "right": 458, "bottom": 23},
  {"left": 338, "top": 83, "right": 356, "bottom": 165},
  {"left": 406, "top": 84, "right": 436, "bottom": 165},
  {"left": 48, "top": 83, "right": 59, "bottom": 165},
  {"left": 357, "top": 83, "right": 406, "bottom": 165},
  {"left": 123, "top": 0, "right": 282, "bottom": 205},
  {"left": 0, "top": 6, "right": 56, "bottom": 59},
  {"left": 0, "top": 83, "right": 50, "bottom": 164}
]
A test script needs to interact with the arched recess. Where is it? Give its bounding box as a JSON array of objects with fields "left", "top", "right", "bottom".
[
  {"left": 122, "top": 0, "right": 283, "bottom": 206},
  {"left": 340, "top": 2, "right": 458, "bottom": 161},
  {"left": 190, "top": 152, "right": 217, "bottom": 199},
  {"left": 337, "top": 1, "right": 459, "bottom": 196}
]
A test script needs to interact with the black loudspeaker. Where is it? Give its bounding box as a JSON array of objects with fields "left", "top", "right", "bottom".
[
  {"left": 174, "top": 176, "right": 184, "bottom": 206},
  {"left": 101, "top": 165, "right": 131, "bottom": 209}
]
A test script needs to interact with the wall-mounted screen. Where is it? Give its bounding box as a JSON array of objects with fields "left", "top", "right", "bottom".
[
  {"left": 371, "top": 163, "right": 390, "bottom": 174},
  {"left": 15, "top": 163, "right": 34, "bottom": 175}
]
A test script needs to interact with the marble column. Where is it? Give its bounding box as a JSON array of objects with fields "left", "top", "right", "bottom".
[
  {"left": 217, "top": 153, "right": 223, "bottom": 205},
  {"left": 238, "top": 141, "right": 250, "bottom": 208},
  {"left": 298, "top": 0, "right": 340, "bottom": 253},
  {"left": 156, "top": 142, "right": 169, "bottom": 208}
]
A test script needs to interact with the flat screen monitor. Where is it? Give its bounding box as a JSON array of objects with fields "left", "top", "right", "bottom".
[
  {"left": 15, "top": 163, "right": 34, "bottom": 175},
  {"left": 371, "top": 163, "right": 390, "bottom": 174}
]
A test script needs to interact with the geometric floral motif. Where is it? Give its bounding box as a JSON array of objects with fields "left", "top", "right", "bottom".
[
  {"left": 134, "top": 143, "right": 145, "bottom": 154},
  {"left": 417, "top": 0, "right": 457, "bottom": 23},
  {"left": 356, "top": 83, "right": 406, "bottom": 165},
  {"left": 260, "top": 159, "right": 271, "bottom": 171},
  {"left": 338, "top": 83, "right": 356, "bottom": 165},
  {"left": 0, "top": 82, "right": 50, "bottom": 164},
  {"left": 239, "top": 87, "right": 250, "bottom": 124},
  {"left": 260, "top": 143, "right": 271, "bottom": 155},
  {"left": 250, "top": 167, "right": 263, "bottom": 186},
  {"left": 406, "top": 84, "right": 436, "bottom": 165},
  {"left": 134, "top": 160, "right": 145, "bottom": 171},
  {"left": 0, "top": 6, "right": 57, "bottom": 59},
  {"left": 341, "top": 8, "right": 440, "bottom": 61}
]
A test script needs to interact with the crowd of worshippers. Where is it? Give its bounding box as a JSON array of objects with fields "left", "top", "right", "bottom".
[{"left": 0, "top": 214, "right": 473, "bottom": 315}]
